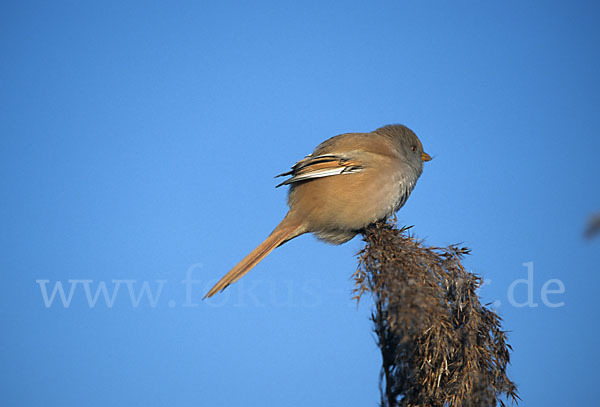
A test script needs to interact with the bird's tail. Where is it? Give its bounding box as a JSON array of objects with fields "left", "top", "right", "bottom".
[{"left": 203, "top": 214, "right": 304, "bottom": 299}]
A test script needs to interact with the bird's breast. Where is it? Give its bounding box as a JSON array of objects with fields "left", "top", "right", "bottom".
[{"left": 287, "top": 161, "right": 416, "bottom": 242}]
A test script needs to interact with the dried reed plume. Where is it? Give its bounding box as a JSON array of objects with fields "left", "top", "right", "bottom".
[{"left": 354, "top": 221, "right": 519, "bottom": 406}]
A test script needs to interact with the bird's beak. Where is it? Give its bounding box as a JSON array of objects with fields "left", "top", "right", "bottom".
[{"left": 421, "top": 152, "right": 432, "bottom": 162}]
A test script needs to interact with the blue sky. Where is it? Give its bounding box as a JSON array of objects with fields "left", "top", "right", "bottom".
[{"left": 2, "top": 1, "right": 599, "bottom": 405}]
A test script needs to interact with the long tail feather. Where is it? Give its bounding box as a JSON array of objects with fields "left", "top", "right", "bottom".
[{"left": 203, "top": 217, "right": 303, "bottom": 299}]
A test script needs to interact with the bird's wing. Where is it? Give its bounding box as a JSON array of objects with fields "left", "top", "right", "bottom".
[{"left": 275, "top": 153, "right": 363, "bottom": 187}]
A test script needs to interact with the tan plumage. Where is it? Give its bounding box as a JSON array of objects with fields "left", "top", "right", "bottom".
[
  {"left": 204, "top": 124, "right": 431, "bottom": 298},
  {"left": 203, "top": 215, "right": 304, "bottom": 298}
]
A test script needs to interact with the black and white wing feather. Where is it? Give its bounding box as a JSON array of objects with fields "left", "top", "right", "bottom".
[{"left": 275, "top": 154, "right": 363, "bottom": 187}]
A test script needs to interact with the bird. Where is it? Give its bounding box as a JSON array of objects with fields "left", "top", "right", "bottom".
[
  {"left": 204, "top": 124, "right": 431, "bottom": 298},
  {"left": 585, "top": 212, "right": 600, "bottom": 239}
]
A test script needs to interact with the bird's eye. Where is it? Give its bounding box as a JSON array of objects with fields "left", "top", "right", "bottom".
[{"left": 411, "top": 145, "right": 417, "bottom": 152}]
